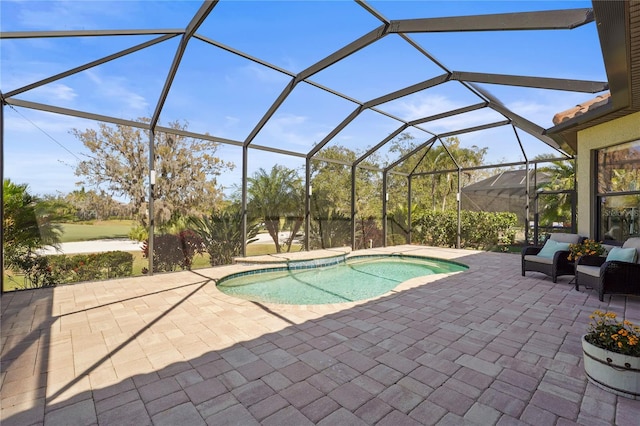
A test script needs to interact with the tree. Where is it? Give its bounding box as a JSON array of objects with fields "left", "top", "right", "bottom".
[
  {"left": 247, "top": 165, "right": 304, "bottom": 253},
  {"left": 64, "top": 188, "right": 130, "bottom": 221},
  {"left": 535, "top": 156, "right": 575, "bottom": 227},
  {"left": 72, "top": 119, "right": 233, "bottom": 228},
  {"left": 3, "top": 179, "right": 61, "bottom": 287},
  {"left": 310, "top": 145, "right": 382, "bottom": 248}
]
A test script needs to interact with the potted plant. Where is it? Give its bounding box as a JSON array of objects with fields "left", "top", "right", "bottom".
[
  {"left": 568, "top": 239, "right": 605, "bottom": 261},
  {"left": 582, "top": 310, "right": 640, "bottom": 399}
]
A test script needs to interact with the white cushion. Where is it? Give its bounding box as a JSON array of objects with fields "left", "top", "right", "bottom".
[
  {"left": 549, "top": 233, "right": 582, "bottom": 244},
  {"left": 576, "top": 264, "right": 601, "bottom": 277}
]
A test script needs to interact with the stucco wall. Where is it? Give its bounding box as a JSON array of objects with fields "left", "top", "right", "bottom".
[{"left": 576, "top": 111, "right": 640, "bottom": 237}]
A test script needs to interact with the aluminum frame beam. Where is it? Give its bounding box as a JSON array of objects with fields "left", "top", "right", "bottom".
[
  {"left": 6, "top": 99, "right": 305, "bottom": 159},
  {"left": 0, "top": 29, "right": 184, "bottom": 39},
  {"left": 387, "top": 8, "right": 594, "bottom": 33},
  {"left": 411, "top": 157, "right": 572, "bottom": 177},
  {"left": 363, "top": 74, "right": 450, "bottom": 108},
  {"left": 5, "top": 98, "right": 149, "bottom": 129},
  {"left": 438, "top": 120, "right": 510, "bottom": 138},
  {"left": 452, "top": 71, "right": 608, "bottom": 93},
  {"left": 297, "top": 25, "right": 387, "bottom": 81},
  {"left": 465, "top": 82, "right": 570, "bottom": 154},
  {"left": 408, "top": 102, "right": 488, "bottom": 126},
  {"left": 194, "top": 34, "right": 295, "bottom": 77}
]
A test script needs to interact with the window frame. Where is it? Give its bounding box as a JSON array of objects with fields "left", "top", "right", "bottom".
[{"left": 594, "top": 139, "right": 640, "bottom": 244}]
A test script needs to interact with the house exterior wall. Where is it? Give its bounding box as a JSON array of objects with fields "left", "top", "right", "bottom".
[{"left": 576, "top": 110, "right": 640, "bottom": 238}]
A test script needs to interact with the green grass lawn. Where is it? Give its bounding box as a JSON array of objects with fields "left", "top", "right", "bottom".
[{"left": 58, "top": 220, "right": 135, "bottom": 242}]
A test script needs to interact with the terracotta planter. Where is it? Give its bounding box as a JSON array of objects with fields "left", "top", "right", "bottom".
[{"left": 582, "top": 335, "right": 640, "bottom": 399}]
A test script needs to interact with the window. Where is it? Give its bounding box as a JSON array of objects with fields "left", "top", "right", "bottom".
[{"left": 596, "top": 140, "right": 640, "bottom": 244}]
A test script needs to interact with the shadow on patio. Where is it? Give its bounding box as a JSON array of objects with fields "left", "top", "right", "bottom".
[{"left": 2, "top": 246, "right": 640, "bottom": 425}]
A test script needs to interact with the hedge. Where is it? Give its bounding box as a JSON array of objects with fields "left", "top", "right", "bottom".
[
  {"left": 413, "top": 210, "right": 517, "bottom": 250},
  {"left": 47, "top": 251, "right": 134, "bottom": 284}
]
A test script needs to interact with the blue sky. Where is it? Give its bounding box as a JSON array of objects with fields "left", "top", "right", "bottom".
[{"left": 1, "top": 0, "right": 607, "bottom": 198}]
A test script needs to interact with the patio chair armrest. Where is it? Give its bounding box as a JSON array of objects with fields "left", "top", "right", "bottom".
[
  {"left": 598, "top": 261, "right": 640, "bottom": 301},
  {"left": 603, "top": 260, "right": 640, "bottom": 275},
  {"left": 553, "top": 250, "right": 573, "bottom": 268},
  {"left": 577, "top": 255, "right": 606, "bottom": 267},
  {"left": 522, "top": 246, "right": 542, "bottom": 257}
]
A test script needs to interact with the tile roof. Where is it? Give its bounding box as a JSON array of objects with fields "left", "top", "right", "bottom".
[{"left": 551, "top": 92, "right": 611, "bottom": 125}]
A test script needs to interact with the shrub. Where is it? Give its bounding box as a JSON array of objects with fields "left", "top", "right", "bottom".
[
  {"left": 142, "top": 231, "right": 204, "bottom": 273},
  {"left": 189, "top": 209, "right": 260, "bottom": 266},
  {"left": 414, "top": 210, "right": 517, "bottom": 250},
  {"left": 128, "top": 224, "right": 148, "bottom": 242},
  {"left": 13, "top": 254, "right": 56, "bottom": 288},
  {"left": 47, "top": 251, "right": 134, "bottom": 284}
]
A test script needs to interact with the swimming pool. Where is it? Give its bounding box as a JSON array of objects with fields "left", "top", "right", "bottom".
[{"left": 217, "top": 255, "right": 467, "bottom": 305}]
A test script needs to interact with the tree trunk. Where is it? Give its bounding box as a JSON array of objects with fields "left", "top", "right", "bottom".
[{"left": 265, "top": 217, "right": 281, "bottom": 253}]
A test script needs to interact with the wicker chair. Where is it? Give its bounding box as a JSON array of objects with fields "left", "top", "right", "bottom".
[
  {"left": 575, "top": 237, "right": 640, "bottom": 301},
  {"left": 521, "top": 233, "right": 584, "bottom": 283}
]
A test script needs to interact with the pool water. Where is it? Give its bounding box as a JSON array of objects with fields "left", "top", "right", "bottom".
[{"left": 217, "top": 256, "right": 467, "bottom": 305}]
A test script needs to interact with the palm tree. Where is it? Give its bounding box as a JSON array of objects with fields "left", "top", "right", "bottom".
[
  {"left": 247, "top": 165, "right": 304, "bottom": 253},
  {"left": 2, "top": 179, "right": 61, "bottom": 280},
  {"left": 536, "top": 159, "right": 575, "bottom": 227}
]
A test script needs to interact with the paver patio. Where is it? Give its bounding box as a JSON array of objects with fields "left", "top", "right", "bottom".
[{"left": 2, "top": 245, "right": 640, "bottom": 425}]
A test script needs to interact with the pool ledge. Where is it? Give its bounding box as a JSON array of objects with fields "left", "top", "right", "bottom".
[{"left": 233, "top": 247, "right": 351, "bottom": 265}]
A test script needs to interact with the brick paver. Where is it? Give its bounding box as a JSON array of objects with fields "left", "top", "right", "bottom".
[{"left": 2, "top": 246, "right": 640, "bottom": 425}]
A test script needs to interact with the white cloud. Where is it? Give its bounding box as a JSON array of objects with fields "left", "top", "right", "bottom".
[
  {"left": 425, "top": 109, "right": 505, "bottom": 134},
  {"left": 263, "top": 113, "right": 314, "bottom": 147},
  {"left": 224, "top": 116, "right": 240, "bottom": 127},
  {"left": 2, "top": 70, "right": 73, "bottom": 96},
  {"left": 383, "top": 94, "right": 458, "bottom": 121},
  {"left": 240, "top": 63, "right": 288, "bottom": 84},
  {"left": 37, "top": 83, "right": 78, "bottom": 101},
  {"left": 84, "top": 69, "right": 150, "bottom": 114},
  {"left": 4, "top": 107, "right": 96, "bottom": 135}
]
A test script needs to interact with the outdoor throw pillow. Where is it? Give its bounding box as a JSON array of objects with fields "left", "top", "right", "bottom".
[
  {"left": 538, "top": 239, "right": 570, "bottom": 258},
  {"left": 606, "top": 247, "right": 638, "bottom": 263}
]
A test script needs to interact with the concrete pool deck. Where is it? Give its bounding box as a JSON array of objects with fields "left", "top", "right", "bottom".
[{"left": 2, "top": 245, "right": 640, "bottom": 425}]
